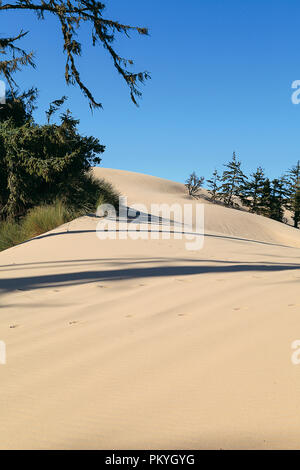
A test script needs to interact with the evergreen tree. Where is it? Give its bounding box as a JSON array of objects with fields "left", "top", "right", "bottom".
[
  {"left": 240, "top": 166, "right": 266, "bottom": 214},
  {"left": 0, "top": 88, "right": 37, "bottom": 127},
  {"left": 266, "top": 177, "right": 289, "bottom": 222},
  {"left": 260, "top": 178, "right": 272, "bottom": 217},
  {"left": 219, "top": 152, "right": 247, "bottom": 206},
  {"left": 185, "top": 172, "right": 205, "bottom": 198},
  {"left": 0, "top": 1, "right": 150, "bottom": 109},
  {"left": 286, "top": 161, "right": 300, "bottom": 228},
  {"left": 0, "top": 96, "right": 109, "bottom": 219},
  {"left": 207, "top": 169, "right": 221, "bottom": 201}
]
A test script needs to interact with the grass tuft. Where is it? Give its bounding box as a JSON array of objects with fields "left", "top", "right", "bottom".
[
  {"left": 0, "top": 201, "right": 74, "bottom": 252},
  {"left": 0, "top": 220, "right": 25, "bottom": 251},
  {"left": 22, "top": 201, "right": 74, "bottom": 238}
]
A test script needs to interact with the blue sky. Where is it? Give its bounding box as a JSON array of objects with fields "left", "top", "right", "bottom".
[{"left": 2, "top": 0, "right": 300, "bottom": 182}]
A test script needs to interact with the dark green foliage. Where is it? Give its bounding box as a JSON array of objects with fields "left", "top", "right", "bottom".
[
  {"left": 286, "top": 161, "right": 300, "bottom": 228},
  {"left": 240, "top": 167, "right": 266, "bottom": 214},
  {"left": 219, "top": 152, "right": 247, "bottom": 206},
  {"left": 293, "top": 189, "right": 300, "bottom": 228},
  {"left": 0, "top": 1, "right": 150, "bottom": 109},
  {"left": 203, "top": 154, "right": 300, "bottom": 228},
  {"left": 259, "top": 178, "right": 272, "bottom": 218},
  {"left": 94, "top": 178, "right": 120, "bottom": 210},
  {"left": 59, "top": 172, "right": 120, "bottom": 215},
  {"left": 233, "top": 172, "right": 288, "bottom": 223},
  {"left": 258, "top": 177, "right": 287, "bottom": 222},
  {"left": 185, "top": 172, "right": 205, "bottom": 198},
  {"left": 0, "top": 88, "right": 37, "bottom": 127},
  {"left": 268, "top": 177, "right": 289, "bottom": 222},
  {"left": 207, "top": 169, "right": 221, "bottom": 202},
  {"left": 0, "top": 92, "right": 119, "bottom": 222},
  {"left": 0, "top": 108, "right": 105, "bottom": 219}
]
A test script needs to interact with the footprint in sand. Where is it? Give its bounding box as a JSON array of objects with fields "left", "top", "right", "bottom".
[{"left": 69, "top": 321, "right": 78, "bottom": 325}]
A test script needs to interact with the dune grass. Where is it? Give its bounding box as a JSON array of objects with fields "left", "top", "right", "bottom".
[
  {"left": 21, "top": 201, "right": 74, "bottom": 238},
  {"left": 95, "top": 178, "right": 120, "bottom": 211},
  {"left": 0, "top": 201, "right": 75, "bottom": 252},
  {"left": 0, "top": 220, "right": 26, "bottom": 252}
]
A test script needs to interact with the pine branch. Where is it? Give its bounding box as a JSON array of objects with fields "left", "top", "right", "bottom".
[
  {"left": 0, "top": 30, "right": 35, "bottom": 95},
  {"left": 0, "top": 1, "right": 150, "bottom": 108}
]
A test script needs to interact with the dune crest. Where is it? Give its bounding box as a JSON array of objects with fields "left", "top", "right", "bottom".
[{"left": 93, "top": 167, "right": 300, "bottom": 248}]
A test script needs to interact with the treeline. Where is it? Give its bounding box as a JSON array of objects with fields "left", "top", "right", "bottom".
[{"left": 186, "top": 152, "right": 300, "bottom": 228}]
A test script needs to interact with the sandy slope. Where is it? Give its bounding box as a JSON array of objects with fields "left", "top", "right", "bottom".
[{"left": 1, "top": 168, "right": 300, "bottom": 449}]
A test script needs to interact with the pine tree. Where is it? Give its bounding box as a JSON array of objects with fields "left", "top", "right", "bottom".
[
  {"left": 240, "top": 166, "right": 266, "bottom": 214},
  {"left": 0, "top": 95, "right": 107, "bottom": 219},
  {"left": 260, "top": 178, "right": 272, "bottom": 217},
  {"left": 219, "top": 152, "right": 247, "bottom": 206},
  {"left": 207, "top": 169, "right": 221, "bottom": 201},
  {"left": 267, "top": 177, "right": 288, "bottom": 222},
  {"left": 0, "top": 1, "right": 150, "bottom": 109},
  {"left": 286, "top": 161, "right": 300, "bottom": 228},
  {"left": 185, "top": 172, "right": 205, "bottom": 198}
]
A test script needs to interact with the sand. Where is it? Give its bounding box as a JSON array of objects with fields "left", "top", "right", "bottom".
[{"left": 0, "top": 167, "right": 300, "bottom": 449}]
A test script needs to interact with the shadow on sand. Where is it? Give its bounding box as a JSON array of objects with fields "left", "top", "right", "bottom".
[{"left": 1, "top": 260, "right": 300, "bottom": 293}]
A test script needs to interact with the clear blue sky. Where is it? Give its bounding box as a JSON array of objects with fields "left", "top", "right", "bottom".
[{"left": 2, "top": 0, "right": 300, "bottom": 182}]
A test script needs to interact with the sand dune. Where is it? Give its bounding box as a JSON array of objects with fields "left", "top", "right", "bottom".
[
  {"left": 1, "top": 168, "right": 300, "bottom": 449},
  {"left": 94, "top": 168, "right": 300, "bottom": 248}
]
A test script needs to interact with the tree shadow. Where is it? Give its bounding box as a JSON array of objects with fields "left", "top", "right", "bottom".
[
  {"left": 1, "top": 257, "right": 300, "bottom": 271},
  {"left": 1, "top": 261, "right": 300, "bottom": 293}
]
